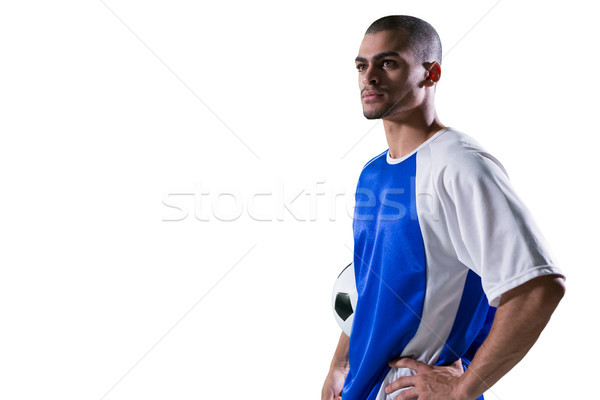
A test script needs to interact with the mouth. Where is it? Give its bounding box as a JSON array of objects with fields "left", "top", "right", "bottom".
[{"left": 362, "top": 90, "right": 384, "bottom": 101}]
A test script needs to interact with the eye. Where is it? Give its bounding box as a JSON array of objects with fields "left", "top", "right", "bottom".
[
  {"left": 356, "top": 64, "right": 367, "bottom": 72},
  {"left": 382, "top": 60, "right": 396, "bottom": 68}
]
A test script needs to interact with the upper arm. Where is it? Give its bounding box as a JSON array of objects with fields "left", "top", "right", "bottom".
[
  {"left": 441, "top": 151, "right": 564, "bottom": 306},
  {"left": 499, "top": 274, "right": 565, "bottom": 308}
]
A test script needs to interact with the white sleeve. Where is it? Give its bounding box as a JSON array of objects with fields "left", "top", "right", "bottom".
[{"left": 441, "top": 151, "right": 564, "bottom": 307}]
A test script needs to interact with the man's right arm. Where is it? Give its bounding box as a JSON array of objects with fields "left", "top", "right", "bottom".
[{"left": 321, "top": 332, "right": 350, "bottom": 400}]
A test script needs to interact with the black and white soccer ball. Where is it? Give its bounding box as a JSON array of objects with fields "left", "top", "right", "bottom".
[{"left": 331, "top": 262, "right": 358, "bottom": 336}]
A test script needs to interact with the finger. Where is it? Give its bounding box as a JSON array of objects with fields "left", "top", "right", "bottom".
[
  {"left": 384, "top": 376, "right": 415, "bottom": 394},
  {"left": 389, "top": 357, "right": 431, "bottom": 372},
  {"left": 397, "top": 387, "right": 419, "bottom": 400},
  {"left": 450, "top": 358, "right": 464, "bottom": 371}
]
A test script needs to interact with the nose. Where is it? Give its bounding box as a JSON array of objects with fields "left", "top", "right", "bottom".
[{"left": 363, "top": 65, "right": 380, "bottom": 86}]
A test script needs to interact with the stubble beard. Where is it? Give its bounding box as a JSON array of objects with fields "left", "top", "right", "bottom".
[{"left": 362, "top": 102, "right": 397, "bottom": 120}]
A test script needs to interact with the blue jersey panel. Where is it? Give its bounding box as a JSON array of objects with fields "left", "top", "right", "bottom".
[
  {"left": 344, "top": 153, "right": 427, "bottom": 400},
  {"left": 438, "top": 269, "right": 491, "bottom": 365}
]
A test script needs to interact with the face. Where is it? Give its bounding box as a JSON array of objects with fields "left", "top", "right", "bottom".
[{"left": 356, "top": 30, "right": 427, "bottom": 120}]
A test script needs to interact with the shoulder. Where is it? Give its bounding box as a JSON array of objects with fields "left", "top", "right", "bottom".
[
  {"left": 355, "top": 149, "right": 388, "bottom": 189},
  {"left": 430, "top": 128, "right": 508, "bottom": 197},
  {"left": 361, "top": 149, "right": 388, "bottom": 171},
  {"left": 429, "top": 128, "right": 509, "bottom": 189}
]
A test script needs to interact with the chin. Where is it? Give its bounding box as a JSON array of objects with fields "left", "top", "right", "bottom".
[
  {"left": 363, "top": 107, "right": 395, "bottom": 120},
  {"left": 362, "top": 107, "right": 385, "bottom": 120}
]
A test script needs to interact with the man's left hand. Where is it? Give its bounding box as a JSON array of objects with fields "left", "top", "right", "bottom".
[{"left": 385, "top": 357, "right": 465, "bottom": 400}]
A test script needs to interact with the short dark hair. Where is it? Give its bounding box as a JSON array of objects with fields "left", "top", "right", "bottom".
[{"left": 366, "top": 15, "right": 442, "bottom": 65}]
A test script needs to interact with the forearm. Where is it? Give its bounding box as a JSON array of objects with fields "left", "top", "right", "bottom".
[
  {"left": 457, "top": 275, "right": 565, "bottom": 399},
  {"left": 329, "top": 331, "right": 350, "bottom": 371},
  {"left": 322, "top": 332, "right": 350, "bottom": 400}
]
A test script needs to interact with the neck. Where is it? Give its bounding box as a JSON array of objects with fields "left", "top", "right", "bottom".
[{"left": 383, "top": 107, "right": 445, "bottom": 159}]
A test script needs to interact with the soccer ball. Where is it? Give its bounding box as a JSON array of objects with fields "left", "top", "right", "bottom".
[{"left": 332, "top": 262, "right": 358, "bottom": 336}]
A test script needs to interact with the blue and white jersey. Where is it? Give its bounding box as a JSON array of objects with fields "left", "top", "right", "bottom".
[{"left": 343, "top": 127, "right": 563, "bottom": 400}]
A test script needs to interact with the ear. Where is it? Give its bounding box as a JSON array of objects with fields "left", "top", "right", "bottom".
[{"left": 424, "top": 61, "right": 442, "bottom": 87}]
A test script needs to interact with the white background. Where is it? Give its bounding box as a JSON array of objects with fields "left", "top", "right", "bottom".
[{"left": 0, "top": 1, "right": 598, "bottom": 399}]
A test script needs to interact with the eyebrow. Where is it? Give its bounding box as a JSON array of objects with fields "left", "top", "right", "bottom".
[{"left": 355, "top": 51, "right": 401, "bottom": 63}]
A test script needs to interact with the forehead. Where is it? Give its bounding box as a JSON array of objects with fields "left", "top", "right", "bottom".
[{"left": 357, "top": 30, "right": 413, "bottom": 61}]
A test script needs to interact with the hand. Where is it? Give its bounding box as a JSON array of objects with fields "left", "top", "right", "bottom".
[
  {"left": 321, "top": 366, "right": 348, "bottom": 400},
  {"left": 385, "top": 358, "right": 465, "bottom": 400}
]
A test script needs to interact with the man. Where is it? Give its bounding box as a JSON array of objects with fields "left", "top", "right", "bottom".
[{"left": 321, "top": 15, "right": 565, "bottom": 400}]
